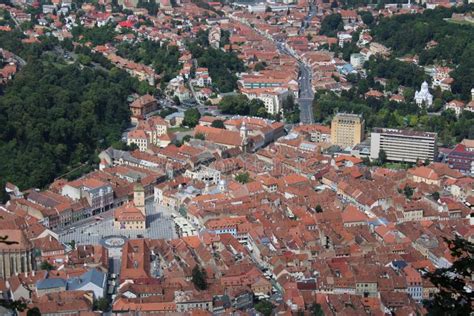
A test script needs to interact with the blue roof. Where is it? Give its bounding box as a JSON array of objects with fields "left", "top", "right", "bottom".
[
  {"left": 67, "top": 269, "right": 106, "bottom": 290},
  {"left": 36, "top": 278, "right": 66, "bottom": 290},
  {"left": 343, "top": 64, "right": 354, "bottom": 71},
  {"left": 392, "top": 260, "right": 407, "bottom": 270},
  {"left": 369, "top": 217, "right": 388, "bottom": 226}
]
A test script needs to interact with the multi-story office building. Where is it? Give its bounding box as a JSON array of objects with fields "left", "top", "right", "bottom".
[
  {"left": 330, "top": 113, "right": 365, "bottom": 148},
  {"left": 370, "top": 128, "right": 438, "bottom": 163}
]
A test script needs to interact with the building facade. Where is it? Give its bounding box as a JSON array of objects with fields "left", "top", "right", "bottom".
[
  {"left": 446, "top": 139, "right": 474, "bottom": 175},
  {"left": 414, "top": 81, "right": 433, "bottom": 107},
  {"left": 330, "top": 113, "right": 365, "bottom": 149},
  {"left": 114, "top": 181, "right": 146, "bottom": 230},
  {"left": 370, "top": 128, "right": 438, "bottom": 163},
  {"left": 0, "top": 230, "right": 34, "bottom": 279}
]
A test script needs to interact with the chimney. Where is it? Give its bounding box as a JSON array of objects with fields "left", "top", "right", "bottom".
[{"left": 32, "top": 270, "right": 35, "bottom": 276}]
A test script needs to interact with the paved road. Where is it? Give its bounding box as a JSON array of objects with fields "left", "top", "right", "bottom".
[
  {"left": 299, "top": 2, "right": 317, "bottom": 34},
  {"left": 240, "top": 5, "right": 316, "bottom": 124},
  {"left": 296, "top": 2, "right": 317, "bottom": 124},
  {"left": 59, "top": 200, "right": 176, "bottom": 245},
  {"left": 298, "top": 63, "right": 314, "bottom": 124}
]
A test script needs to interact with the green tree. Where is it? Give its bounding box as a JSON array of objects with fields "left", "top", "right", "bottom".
[
  {"left": 254, "top": 62, "right": 267, "bottom": 71},
  {"left": 71, "top": 25, "right": 117, "bottom": 46},
  {"left": 191, "top": 265, "right": 208, "bottom": 290},
  {"left": 0, "top": 52, "right": 138, "bottom": 202},
  {"left": 403, "top": 87, "right": 415, "bottom": 101},
  {"left": 68, "top": 240, "right": 76, "bottom": 250},
  {"left": 403, "top": 185, "right": 414, "bottom": 199},
  {"left": 315, "top": 205, "right": 323, "bottom": 213},
  {"left": 187, "top": 41, "right": 244, "bottom": 92},
  {"left": 371, "top": 5, "right": 474, "bottom": 100},
  {"left": 358, "top": 11, "right": 374, "bottom": 25},
  {"left": 210, "top": 119, "right": 225, "bottom": 129},
  {"left": 219, "top": 95, "right": 266, "bottom": 117},
  {"left": 77, "top": 54, "right": 92, "bottom": 65},
  {"left": 26, "top": 307, "right": 41, "bottom": 316},
  {"left": 424, "top": 237, "right": 473, "bottom": 315},
  {"left": 311, "top": 303, "right": 325, "bottom": 316},
  {"left": 235, "top": 172, "right": 250, "bottom": 184},
  {"left": 319, "top": 14, "right": 343, "bottom": 37},
  {"left": 40, "top": 261, "right": 55, "bottom": 271},
  {"left": 431, "top": 191, "right": 440, "bottom": 201},
  {"left": 282, "top": 95, "right": 299, "bottom": 123},
  {"left": 194, "top": 133, "right": 205, "bottom": 140},
  {"left": 137, "top": 0, "right": 159, "bottom": 15},
  {"left": 93, "top": 297, "right": 109, "bottom": 312},
  {"left": 255, "top": 300, "right": 273, "bottom": 316},
  {"left": 432, "top": 99, "right": 444, "bottom": 112},
  {"left": 378, "top": 149, "right": 387, "bottom": 165},
  {"left": 182, "top": 135, "right": 192, "bottom": 143},
  {"left": 183, "top": 108, "right": 201, "bottom": 127},
  {"left": 173, "top": 95, "right": 181, "bottom": 105},
  {"left": 115, "top": 40, "right": 181, "bottom": 84}
]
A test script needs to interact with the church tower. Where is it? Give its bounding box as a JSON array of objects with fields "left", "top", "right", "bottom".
[
  {"left": 240, "top": 121, "right": 249, "bottom": 148},
  {"left": 133, "top": 178, "right": 145, "bottom": 216}
]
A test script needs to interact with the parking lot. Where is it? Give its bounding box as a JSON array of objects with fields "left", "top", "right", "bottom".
[{"left": 59, "top": 201, "right": 176, "bottom": 246}]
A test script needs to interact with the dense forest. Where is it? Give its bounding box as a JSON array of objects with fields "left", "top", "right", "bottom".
[
  {"left": 319, "top": 13, "right": 344, "bottom": 37},
  {"left": 71, "top": 25, "right": 118, "bottom": 46},
  {"left": 188, "top": 30, "right": 245, "bottom": 93},
  {"left": 115, "top": 40, "right": 181, "bottom": 85},
  {"left": 219, "top": 94, "right": 267, "bottom": 117},
  {"left": 371, "top": 5, "right": 474, "bottom": 100},
  {"left": 365, "top": 57, "right": 427, "bottom": 90},
  {"left": 0, "top": 31, "right": 140, "bottom": 201}
]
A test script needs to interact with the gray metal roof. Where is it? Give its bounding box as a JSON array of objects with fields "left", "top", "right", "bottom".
[
  {"left": 67, "top": 269, "right": 106, "bottom": 290},
  {"left": 36, "top": 278, "right": 66, "bottom": 290}
]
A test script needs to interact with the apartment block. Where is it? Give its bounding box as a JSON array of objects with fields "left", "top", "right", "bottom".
[
  {"left": 370, "top": 128, "right": 437, "bottom": 163},
  {"left": 330, "top": 113, "right": 365, "bottom": 148}
]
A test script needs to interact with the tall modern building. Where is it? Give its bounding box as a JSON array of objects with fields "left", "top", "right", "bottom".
[
  {"left": 370, "top": 128, "right": 438, "bottom": 163},
  {"left": 331, "top": 113, "right": 365, "bottom": 149}
]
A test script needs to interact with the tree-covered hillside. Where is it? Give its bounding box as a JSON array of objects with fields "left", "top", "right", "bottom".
[
  {"left": 371, "top": 5, "right": 474, "bottom": 100},
  {"left": 116, "top": 40, "right": 181, "bottom": 84},
  {"left": 0, "top": 57, "right": 138, "bottom": 201}
]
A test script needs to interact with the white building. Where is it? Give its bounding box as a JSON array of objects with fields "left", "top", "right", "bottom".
[
  {"left": 242, "top": 88, "right": 288, "bottom": 115},
  {"left": 370, "top": 128, "right": 437, "bottom": 163},
  {"left": 414, "top": 81, "right": 433, "bottom": 107},
  {"left": 445, "top": 100, "right": 465, "bottom": 117},
  {"left": 184, "top": 166, "right": 221, "bottom": 185},
  {"left": 350, "top": 53, "right": 366, "bottom": 69},
  {"left": 127, "top": 129, "right": 149, "bottom": 152},
  {"left": 208, "top": 25, "right": 221, "bottom": 49}
]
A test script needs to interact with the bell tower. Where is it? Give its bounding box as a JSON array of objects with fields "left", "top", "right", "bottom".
[{"left": 133, "top": 178, "right": 145, "bottom": 216}]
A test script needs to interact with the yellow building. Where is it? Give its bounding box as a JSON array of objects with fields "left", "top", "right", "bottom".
[
  {"left": 330, "top": 113, "right": 365, "bottom": 148},
  {"left": 113, "top": 181, "right": 146, "bottom": 230}
]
